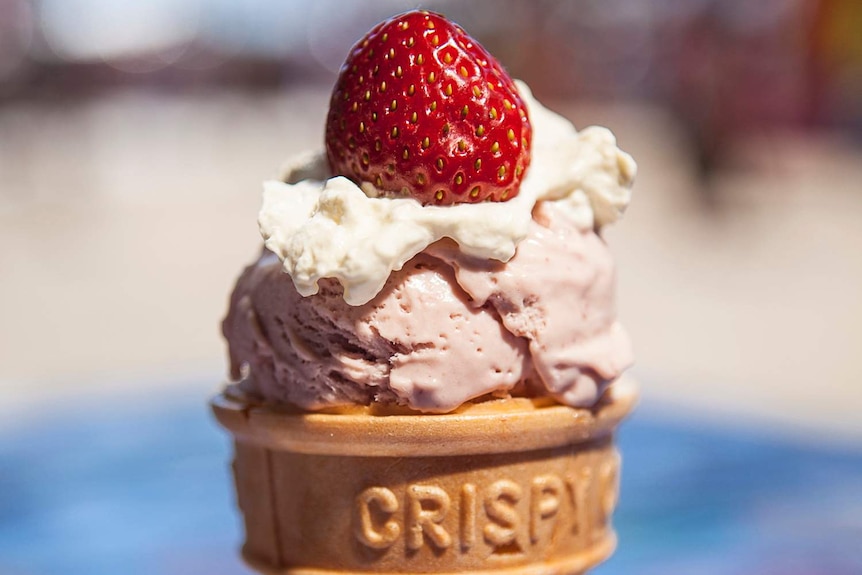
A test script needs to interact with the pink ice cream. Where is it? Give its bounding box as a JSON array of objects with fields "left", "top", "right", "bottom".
[
  {"left": 223, "top": 199, "right": 631, "bottom": 413},
  {"left": 223, "top": 72, "right": 636, "bottom": 413}
]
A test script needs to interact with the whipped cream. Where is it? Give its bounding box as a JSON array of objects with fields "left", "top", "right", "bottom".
[{"left": 259, "top": 81, "right": 636, "bottom": 306}]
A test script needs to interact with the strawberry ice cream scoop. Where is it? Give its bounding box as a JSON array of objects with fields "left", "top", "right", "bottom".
[
  {"left": 223, "top": 200, "right": 631, "bottom": 413},
  {"left": 222, "top": 10, "right": 636, "bottom": 412}
]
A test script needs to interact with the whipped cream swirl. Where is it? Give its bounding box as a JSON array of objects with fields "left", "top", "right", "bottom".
[{"left": 259, "top": 81, "right": 636, "bottom": 305}]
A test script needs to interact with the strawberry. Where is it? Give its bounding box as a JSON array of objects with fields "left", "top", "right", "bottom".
[{"left": 324, "top": 10, "right": 531, "bottom": 206}]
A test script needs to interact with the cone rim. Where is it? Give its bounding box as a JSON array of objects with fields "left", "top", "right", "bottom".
[{"left": 211, "top": 378, "right": 637, "bottom": 457}]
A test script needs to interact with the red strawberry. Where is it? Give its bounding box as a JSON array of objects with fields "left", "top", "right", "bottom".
[{"left": 325, "top": 10, "right": 531, "bottom": 206}]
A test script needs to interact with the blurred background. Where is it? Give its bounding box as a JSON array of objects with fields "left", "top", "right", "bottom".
[{"left": 1, "top": 0, "right": 861, "bottom": 574}]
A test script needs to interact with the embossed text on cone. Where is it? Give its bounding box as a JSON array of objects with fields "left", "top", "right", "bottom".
[{"left": 212, "top": 378, "right": 637, "bottom": 575}]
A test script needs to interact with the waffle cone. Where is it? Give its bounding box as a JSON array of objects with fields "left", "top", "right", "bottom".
[{"left": 211, "top": 378, "right": 637, "bottom": 575}]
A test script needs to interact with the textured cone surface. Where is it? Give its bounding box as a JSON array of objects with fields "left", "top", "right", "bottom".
[{"left": 213, "top": 380, "right": 636, "bottom": 574}]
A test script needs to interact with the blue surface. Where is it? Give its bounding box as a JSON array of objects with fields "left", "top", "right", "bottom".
[{"left": 1, "top": 392, "right": 861, "bottom": 575}]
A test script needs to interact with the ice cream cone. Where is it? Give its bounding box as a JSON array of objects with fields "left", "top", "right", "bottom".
[{"left": 211, "top": 377, "right": 637, "bottom": 575}]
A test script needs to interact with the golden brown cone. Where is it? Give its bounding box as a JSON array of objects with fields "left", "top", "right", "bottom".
[{"left": 212, "top": 378, "right": 637, "bottom": 574}]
